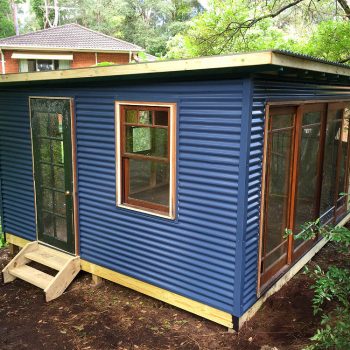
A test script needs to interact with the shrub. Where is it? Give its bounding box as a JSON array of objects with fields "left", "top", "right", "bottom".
[{"left": 295, "top": 220, "right": 350, "bottom": 349}]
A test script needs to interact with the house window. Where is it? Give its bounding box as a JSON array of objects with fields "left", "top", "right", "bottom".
[
  {"left": 116, "top": 102, "right": 176, "bottom": 218},
  {"left": 19, "top": 59, "right": 70, "bottom": 72}
]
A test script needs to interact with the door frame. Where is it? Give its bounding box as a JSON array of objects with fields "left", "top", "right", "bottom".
[
  {"left": 29, "top": 96, "right": 79, "bottom": 255},
  {"left": 257, "top": 99, "right": 350, "bottom": 294}
]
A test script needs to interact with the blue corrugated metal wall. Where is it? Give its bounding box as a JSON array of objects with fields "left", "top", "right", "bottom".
[
  {"left": 239, "top": 78, "right": 350, "bottom": 316},
  {"left": 0, "top": 92, "right": 36, "bottom": 240},
  {"left": 0, "top": 78, "right": 249, "bottom": 316}
]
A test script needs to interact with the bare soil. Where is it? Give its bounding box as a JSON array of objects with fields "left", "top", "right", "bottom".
[{"left": 0, "top": 242, "right": 347, "bottom": 350}]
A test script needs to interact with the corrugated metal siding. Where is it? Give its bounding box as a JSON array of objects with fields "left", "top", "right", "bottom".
[
  {"left": 0, "top": 92, "right": 36, "bottom": 240},
  {"left": 240, "top": 78, "right": 350, "bottom": 315},
  {"left": 76, "top": 80, "right": 243, "bottom": 314},
  {"left": 0, "top": 78, "right": 247, "bottom": 315}
]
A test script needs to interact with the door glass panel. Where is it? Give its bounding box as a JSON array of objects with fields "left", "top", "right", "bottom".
[
  {"left": 320, "top": 109, "right": 343, "bottom": 222},
  {"left": 42, "top": 189, "right": 54, "bottom": 211},
  {"left": 262, "top": 112, "right": 294, "bottom": 276},
  {"left": 336, "top": 112, "right": 350, "bottom": 209},
  {"left": 294, "top": 111, "right": 322, "bottom": 250},
  {"left": 55, "top": 216, "right": 67, "bottom": 242},
  {"left": 54, "top": 166, "right": 65, "bottom": 189},
  {"left": 54, "top": 191, "right": 66, "bottom": 216},
  {"left": 42, "top": 212, "right": 54, "bottom": 237}
]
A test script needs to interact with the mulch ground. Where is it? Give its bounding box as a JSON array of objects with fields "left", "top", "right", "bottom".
[{"left": 0, "top": 242, "right": 347, "bottom": 350}]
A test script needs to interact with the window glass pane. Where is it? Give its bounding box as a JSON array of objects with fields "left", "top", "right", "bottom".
[
  {"left": 271, "top": 113, "right": 293, "bottom": 130},
  {"left": 125, "top": 127, "right": 168, "bottom": 158},
  {"left": 303, "top": 111, "right": 321, "bottom": 125},
  {"left": 126, "top": 126, "right": 151, "bottom": 153},
  {"left": 155, "top": 111, "right": 168, "bottom": 126},
  {"left": 37, "top": 60, "right": 54, "bottom": 71},
  {"left": 128, "top": 159, "right": 169, "bottom": 207},
  {"left": 28, "top": 59, "right": 36, "bottom": 72},
  {"left": 139, "top": 110, "right": 152, "bottom": 125},
  {"left": 320, "top": 109, "right": 343, "bottom": 220},
  {"left": 125, "top": 110, "right": 137, "bottom": 123},
  {"left": 263, "top": 128, "right": 293, "bottom": 272}
]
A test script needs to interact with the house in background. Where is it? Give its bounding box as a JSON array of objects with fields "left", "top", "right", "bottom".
[{"left": 0, "top": 23, "right": 144, "bottom": 74}]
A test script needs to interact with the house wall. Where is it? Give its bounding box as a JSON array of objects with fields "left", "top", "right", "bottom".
[
  {"left": 0, "top": 50, "right": 19, "bottom": 74},
  {"left": 0, "top": 51, "right": 130, "bottom": 73},
  {"left": 237, "top": 77, "right": 350, "bottom": 317},
  {"left": 0, "top": 77, "right": 251, "bottom": 317},
  {"left": 71, "top": 52, "right": 130, "bottom": 68}
]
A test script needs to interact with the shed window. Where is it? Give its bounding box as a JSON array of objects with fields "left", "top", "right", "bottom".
[{"left": 116, "top": 103, "right": 176, "bottom": 218}]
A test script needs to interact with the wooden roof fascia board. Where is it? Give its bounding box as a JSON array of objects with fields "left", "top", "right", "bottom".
[
  {"left": 1, "top": 51, "right": 350, "bottom": 85},
  {"left": 0, "top": 46, "right": 143, "bottom": 53},
  {"left": 0, "top": 52, "right": 273, "bottom": 84},
  {"left": 271, "top": 52, "right": 350, "bottom": 78}
]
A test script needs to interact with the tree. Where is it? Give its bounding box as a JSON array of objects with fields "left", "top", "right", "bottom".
[
  {"left": 31, "top": 0, "right": 78, "bottom": 28},
  {"left": 166, "top": 0, "right": 350, "bottom": 62},
  {"left": 75, "top": 0, "right": 202, "bottom": 56},
  {"left": 0, "top": 0, "right": 15, "bottom": 38}
]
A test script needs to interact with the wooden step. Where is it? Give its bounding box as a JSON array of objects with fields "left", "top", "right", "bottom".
[
  {"left": 25, "top": 245, "right": 71, "bottom": 270},
  {"left": 9, "top": 265, "right": 54, "bottom": 290}
]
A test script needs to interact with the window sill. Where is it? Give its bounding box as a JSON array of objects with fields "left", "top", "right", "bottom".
[{"left": 117, "top": 203, "right": 175, "bottom": 220}]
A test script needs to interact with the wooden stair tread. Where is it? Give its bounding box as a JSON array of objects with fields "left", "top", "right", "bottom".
[
  {"left": 25, "top": 245, "right": 71, "bottom": 270},
  {"left": 9, "top": 265, "right": 54, "bottom": 289}
]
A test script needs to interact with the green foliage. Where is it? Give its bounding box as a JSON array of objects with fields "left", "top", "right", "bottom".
[
  {"left": 95, "top": 62, "right": 115, "bottom": 67},
  {"left": 73, "top": 0, "right": 202, "bottom": 57},
  {"left": 296, "top": 219, "right": 350, "bottom": 349},
  {"left": 293, "top": 20, "right": 350, "bottom": 63},
  {"left": 0, "top": 220, "right": 6, "bottom": 249},
  {"left": 0, "top": 0, "right": 15, "bottom": 38},
  {"left": 166, "top": 0, "right": 350, "bottom": 63}
]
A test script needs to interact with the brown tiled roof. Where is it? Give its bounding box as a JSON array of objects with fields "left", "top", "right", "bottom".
[{"left": 0, "top": 23, "right": 143, "bottom": 52}]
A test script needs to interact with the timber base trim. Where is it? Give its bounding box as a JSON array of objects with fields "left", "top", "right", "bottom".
[
  {"left": 4, "top": 232, "right": 233, "bottom": 329},
  {"left": 80, "top": 260, "right": 234, "bottom": 328}
]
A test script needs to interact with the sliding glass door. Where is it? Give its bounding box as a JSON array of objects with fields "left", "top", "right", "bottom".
[{"left": 260, "top": 101, "right": 350, "bottom": 289}]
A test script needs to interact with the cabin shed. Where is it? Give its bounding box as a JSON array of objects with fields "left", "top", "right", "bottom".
[{"left": 1, "top": 50, "right": 350, "bottom": 330}]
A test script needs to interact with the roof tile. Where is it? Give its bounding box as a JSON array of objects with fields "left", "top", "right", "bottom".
[{"left": 0, "top": 23, "right": 143, "bottom": 52}]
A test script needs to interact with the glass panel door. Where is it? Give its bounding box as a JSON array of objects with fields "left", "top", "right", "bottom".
[
  {"left": 320, "top": 104, "right": 346, "bottom": 223},
  {"left": 30, "top": 98, "right": 75, "bottom": 253},
  {"left": 293, "top": 106, "right": 324, "bottom": 255},
  {"left": 260, "top": 107, "right": 295, "bottom": 286}
]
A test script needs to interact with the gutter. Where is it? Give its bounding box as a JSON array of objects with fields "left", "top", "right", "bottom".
[{"left": 0, "top": 49, "right": 5, "bottom": 74}]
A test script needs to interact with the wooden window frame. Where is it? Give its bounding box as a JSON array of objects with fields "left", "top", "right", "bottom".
[
  {"left": 115, "top": 101, "right": 177, "bottom": 219},
  {"left": 258, "top": 99, "right": 350, "bottom": 294}
]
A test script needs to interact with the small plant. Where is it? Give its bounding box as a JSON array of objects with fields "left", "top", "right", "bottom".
[
  {"left": 293, "top": 219, "right": 350, "bottom": 349},
  {"left": 94, "top": 62, "right": 115, "bottom": 67}
]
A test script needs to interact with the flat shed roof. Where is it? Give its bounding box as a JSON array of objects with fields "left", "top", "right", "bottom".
[{"left": 1, "top": 50, "right": 350, "bottom": 85}]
